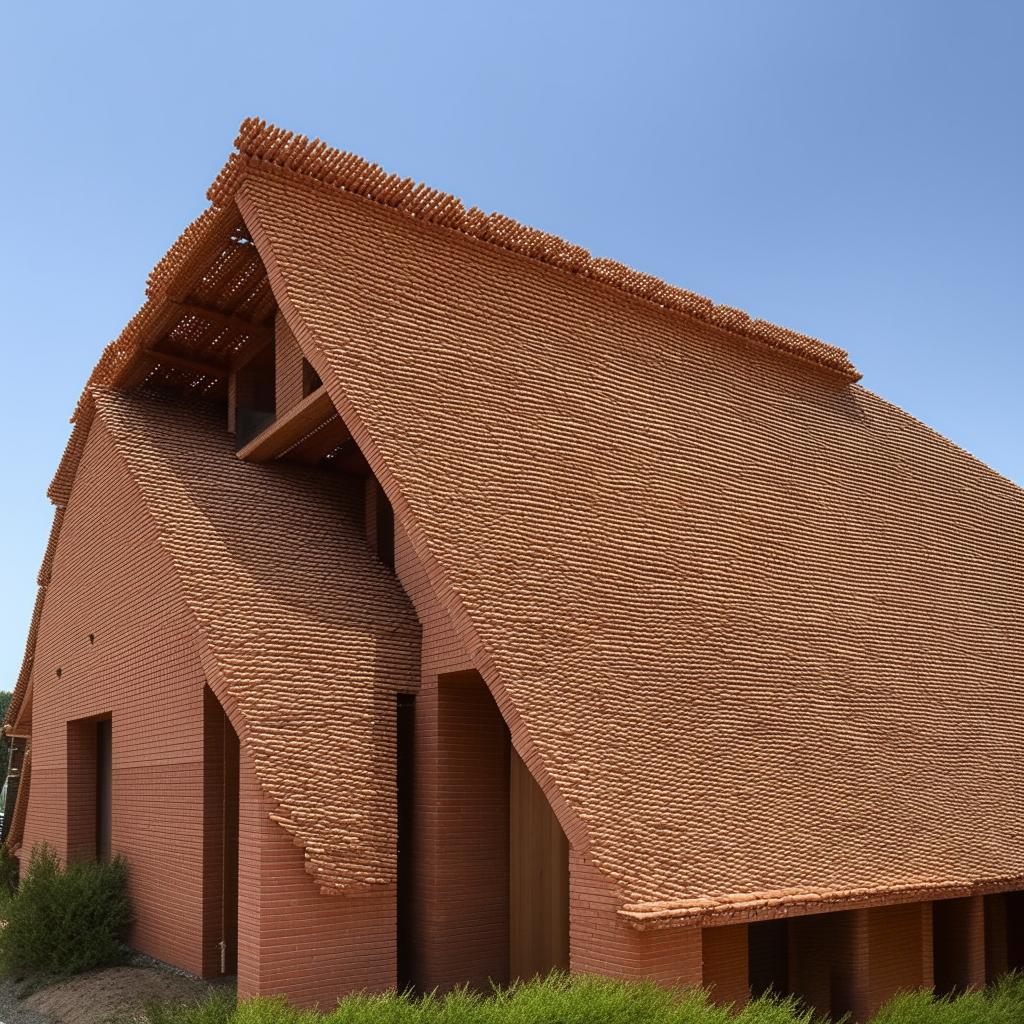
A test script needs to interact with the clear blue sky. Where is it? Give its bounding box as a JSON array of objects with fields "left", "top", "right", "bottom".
[{"left": 1, "top": 1, "right": 1021, "bottom": 686}]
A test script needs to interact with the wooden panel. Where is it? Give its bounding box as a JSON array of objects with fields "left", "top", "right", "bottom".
[{"left": 509, "top": 748, "right": 569, "bottom": 981}]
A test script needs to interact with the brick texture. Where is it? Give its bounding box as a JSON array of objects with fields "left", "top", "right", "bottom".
[
  {"left": 16, "top": 421, "right": 211, "bottom": 973},
  {"left": 701, "top": 924, "right": 749, "bottom": 1008},
  {"left": 7, "top": 119, "right": 1024, "bottom": 1009},
  {"left": 934, "top": 896, "right": 985, "bottom": 993}
]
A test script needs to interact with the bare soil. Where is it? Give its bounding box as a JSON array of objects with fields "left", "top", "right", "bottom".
[{"left": 3, "top": 964, "right": 222, "bottom": 1024}]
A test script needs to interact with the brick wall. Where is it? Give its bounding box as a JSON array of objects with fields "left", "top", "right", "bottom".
[
  {"left": 236, "top": 744, "right": 395, "bottom": 1007},
  {"left": 569, "top": 852, "right": 702, "bottom": 987},
  {"left": 701, "top": 923, "right": 749, "bottom": 1008},
  {"left": 18, "top": 421, "right": 210, "bottom": 974}
]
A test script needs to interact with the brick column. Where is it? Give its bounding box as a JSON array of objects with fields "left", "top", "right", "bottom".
[
  {"left": 790, "top": 902, "right": 931, "bottom": 1022},
  {"left": 934, "top": 896, "right": 985, "bottom": 993},
  {"left": 569, "top": 853, "right": 702, "bottom": 987},
  {"left": 411, "top": 671, "right": 510, "bottom": 992},
  {"left": 702, "top": 923, "right": 749, "bottom": 1008},
  {"left": 275, "top": 312, "right": 306, "bottom": 416},
  {"left": 236, "top": 745, "right": 395, "bottom": 1008}
]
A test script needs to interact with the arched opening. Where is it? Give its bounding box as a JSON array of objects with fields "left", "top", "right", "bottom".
[{"left": 203, "top": 687, "right": 239, "bottom": 978}]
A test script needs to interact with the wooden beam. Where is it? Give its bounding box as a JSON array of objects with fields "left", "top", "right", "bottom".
[
  {"left": 142, "top": 348, "right": 228, "bottom": 380},
  {"left": 167, "top": 300, "right": 273, "bottom": 343},
  {"left": 287, "top": 416, "right": 351, "bottom": 463},
  {"left": 236, "top": 386, "right": 348, "bottom": 463}
]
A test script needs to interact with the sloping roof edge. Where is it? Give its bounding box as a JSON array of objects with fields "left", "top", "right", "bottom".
[
  {"left": 209, "top": 118, "right": 859, "bottom": 383},
  {"left": 620, "top": 874, "right": 1024, "bottom": 929}
]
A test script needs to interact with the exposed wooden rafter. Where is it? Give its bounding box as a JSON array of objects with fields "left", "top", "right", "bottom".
[
  {"left": 166, "top": 299, "right": 273, "bottom": 343},
  {"left": 236, "top": 386, "right": 349, "bottom": 463},
  {"left": 141, "top": 348, "right": 228, "bottom": 380}
]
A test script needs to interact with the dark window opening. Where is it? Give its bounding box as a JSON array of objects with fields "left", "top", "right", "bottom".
[
  {"left": 234, "top": 342, "right": 276, "bottom": 448},
  {"left": 748, "top": 919, "right": 789, "bottom": 998},
  {"left": 302, "top": 358, "right": 322, "bottom": 397},
  {"left": 396, "top": 694, "right": 415, "bottom": 992},
  {"left": 376, "top": 480, "right": 395, "bottom": 570}
]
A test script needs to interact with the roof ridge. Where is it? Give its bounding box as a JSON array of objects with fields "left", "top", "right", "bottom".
[{"left": 208, "top": 117, "right": 860, "bottom": 382}]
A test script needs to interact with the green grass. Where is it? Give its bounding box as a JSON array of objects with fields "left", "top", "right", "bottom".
[
  {"left": 0, "top": 842, "right": 132, "bottom": 978},
  {"left": 132, "top": 973, "right": 1024, "bottom": 1024}
]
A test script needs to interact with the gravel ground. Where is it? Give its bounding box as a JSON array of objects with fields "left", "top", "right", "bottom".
[
  {"left": 0, "top": 962, "right": 226, "bottom": 1024},
  {"left": 0, "top": 978, "right": 50, "bottom": 1024}
]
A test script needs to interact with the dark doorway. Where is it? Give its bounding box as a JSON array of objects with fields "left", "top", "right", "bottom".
[
  {"left": 66, "top": 714, "right": 112, "bottom": 863},
  {"left": 203, "top": 689, "right": 239, "bottom": 977},
  {"left": 95, "top": 719, "right": 112, "bottom": 862},
  {"left": 748, "top": 919, "right": 789, "bottom": 998},
  {"left": 396, "top": 694, "right": 415, "bottom": 991}
]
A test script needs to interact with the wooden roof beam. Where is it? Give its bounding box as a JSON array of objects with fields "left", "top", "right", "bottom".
[
  {"left": 167, "top": 299, "right": 273, "bottom": 343},
  {"left": 141, "top": 348, "right": 228, "bottom": 380},
  {"left": 236, "top": 386, "right": 348, "bottom": 463}
]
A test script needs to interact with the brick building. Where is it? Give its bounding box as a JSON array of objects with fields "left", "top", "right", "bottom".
[{"left": 3, "top": 119, "right": 1022, "bottom": 1019}]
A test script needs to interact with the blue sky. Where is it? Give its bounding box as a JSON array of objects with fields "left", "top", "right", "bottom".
[{"left": 1, "top": 1, "right": 1021, "bottom": 685}]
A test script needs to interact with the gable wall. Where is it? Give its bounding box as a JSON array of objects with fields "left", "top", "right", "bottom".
[{"left": 18, "top": 421, "right": 210, "bottom": 974}]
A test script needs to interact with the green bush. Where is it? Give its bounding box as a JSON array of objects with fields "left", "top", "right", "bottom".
[
  {"left": 138, "top": 973, "right": 1024, "bottom": 1024},
  {"left": 143, "top": 977, "right": 823, "bottom": 1024},
  {"left": 0, "top": 843, "right": 132, "bottom": 977}
]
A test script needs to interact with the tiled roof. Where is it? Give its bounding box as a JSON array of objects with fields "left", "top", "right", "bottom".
[
  {"left": 93, "top": 392, "right": 419, "bottom": 890},
  {"left": 10, "top": 121, "right": 1024, "bottom": 922},
  {"left": 233, "top": 143, "right": 1024, "bottom": 925},
  {"left": 213, "top": 119, "right": 860, "bottom": 383}
]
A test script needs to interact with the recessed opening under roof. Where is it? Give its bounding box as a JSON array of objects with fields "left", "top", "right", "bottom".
[{"left": 234, "top": 342, "right": 276, "bottom": 448}]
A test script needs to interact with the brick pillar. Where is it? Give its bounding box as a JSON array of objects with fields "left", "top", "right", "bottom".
[
  {"left": 411, "top": 671, "right": 510, "bottom": 993},
  {"left": 702, "top": 923, "right": 749, "bottom": 1009},
  {"left": 984, "top": 893, "right": 1008, "bottom": 983},
  {"left": 236, "top": 745, "right": 395, "bottom": 1008},
  {"left": 934, "top": 896, "right": 985, "bottom": 994},
  {"left": 275, "top": 312, "right": 306, "bottom": 417},
  {"left": 790, "top": 902, "right": 931, "bottom": 1022},
  {"left": 569, "top": 853, "right": 702, "bottom": 987}
]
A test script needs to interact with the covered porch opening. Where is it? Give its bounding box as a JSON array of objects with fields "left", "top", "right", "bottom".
[
  {"left": 202, "top": 687, "right": 239, "bottom": 979},
  {"left": 933, "top": 896, "right": 985, "bottom": 994}
]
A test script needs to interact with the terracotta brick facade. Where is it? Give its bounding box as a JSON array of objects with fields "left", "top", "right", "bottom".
[{"left": 16, "top": 422, "right": 211, "bottom": 974}]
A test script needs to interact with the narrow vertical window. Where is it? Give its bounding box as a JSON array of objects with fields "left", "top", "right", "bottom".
[{"left": 376, "top": 480, "right": 395, "bottom": 570}]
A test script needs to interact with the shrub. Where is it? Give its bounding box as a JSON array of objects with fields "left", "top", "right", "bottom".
[
  {"left": 0, "top": 843, "right": 132, "bottom": 977},
  {"left": 119, "top": 971, "right": 1024, "bottom": 1024},
  {"left": 142, "top": 978, "right": 825, "bottom": 1024}
]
